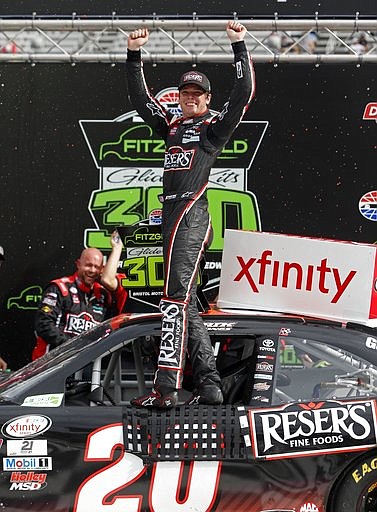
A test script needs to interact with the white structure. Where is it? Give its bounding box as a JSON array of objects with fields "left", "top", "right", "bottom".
[{"left": 0, "top": 15, "right": 376, "bottom": 63}]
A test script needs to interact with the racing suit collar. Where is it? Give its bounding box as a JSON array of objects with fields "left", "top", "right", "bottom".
[{"left": 74, "top": 272, "right": 96, "bottom": 295}]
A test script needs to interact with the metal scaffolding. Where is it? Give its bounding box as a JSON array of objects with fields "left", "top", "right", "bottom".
[{"left": 0, "top": 15, "right": 376, "bottom": 64}]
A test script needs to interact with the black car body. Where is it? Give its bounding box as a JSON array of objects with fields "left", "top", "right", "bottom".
[{"left": 0, "top": 309, "right": 377, "bottom": 512}]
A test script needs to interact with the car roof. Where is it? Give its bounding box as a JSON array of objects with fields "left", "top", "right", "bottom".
[{"left": 0, "top": 307, "right": 375, "bottom": 404}]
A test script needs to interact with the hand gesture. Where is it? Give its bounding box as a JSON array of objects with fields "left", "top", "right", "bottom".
[
  {"left": 110, "top": 230, "right": 123, "bottom": 249},
  {"left": 226, "top": 21, "right": 247, "bottom": 43},
  {"left": 0, "top": 356, "right": 7, "bottom": 372},
  {"left": 128, "top": 28, "right": 150, "bottom": 50}
]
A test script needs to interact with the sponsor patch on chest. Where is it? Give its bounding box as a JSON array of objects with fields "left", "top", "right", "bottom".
[{"left": 164, "top": 145, "right": 195, "bottom": 171}]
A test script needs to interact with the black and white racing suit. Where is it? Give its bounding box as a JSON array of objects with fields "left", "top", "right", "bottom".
[{"left": 126, "top": 41, "right": 256, "bottom": 392}]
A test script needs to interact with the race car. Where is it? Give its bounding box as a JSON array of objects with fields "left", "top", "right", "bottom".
[{"left": 0, "top": 308, "right": 377, "bottom": 512}]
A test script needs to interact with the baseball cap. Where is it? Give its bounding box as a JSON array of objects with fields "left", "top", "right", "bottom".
[
  {"left": 178, "top": 71, "right": 211, "bottom": 93},
  {"left": 0, "top": 246, "right": 4, "bottom": 261}
]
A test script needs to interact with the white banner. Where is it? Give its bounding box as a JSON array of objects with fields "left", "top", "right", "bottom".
[{"left": 218, "top": 230, "right": 377, "bottom": 324}]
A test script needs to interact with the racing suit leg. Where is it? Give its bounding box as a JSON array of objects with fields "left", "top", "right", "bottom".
[
  {"left": 187, "top": 288, "right": 221, "bottom": 388},
  {"left": 131, "top": 198, "right": 222, "bottom": 408},
  {"left": 156, "top": 198, "right": 221, "bottom": 393}
]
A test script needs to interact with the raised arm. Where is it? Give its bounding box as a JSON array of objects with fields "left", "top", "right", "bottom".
[
  {"left": 101, "top": 231, "right": 123, "bottom": 292},
  {"left": 207, "top": 21, "right": 256, "bottom": 148},
  {"left": 126, "top": 28, "right": 171, "bottom": 138}
]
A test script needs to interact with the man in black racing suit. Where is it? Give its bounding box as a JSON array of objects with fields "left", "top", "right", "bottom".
[{"left": 126, "top": 21, "right": 256, "bottom": 408}]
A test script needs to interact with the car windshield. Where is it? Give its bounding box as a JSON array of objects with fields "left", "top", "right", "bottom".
[{"left": 0, "top": 318, "right": 114, "bottom": 397}]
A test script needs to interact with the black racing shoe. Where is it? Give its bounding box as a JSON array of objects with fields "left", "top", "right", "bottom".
[
  {"left": 130, "top": 387, "right": 178, "bottom": 409},
  {"left": 185, "top": 380, "right": 223, "bottom": 406}
]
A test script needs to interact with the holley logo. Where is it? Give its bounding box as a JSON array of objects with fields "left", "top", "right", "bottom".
[
  {"left": 234, "top": 249, "right": 357, "bottom": 304},
  {"left": 1, "top": 415, "right": 52, "bottom": 439}
]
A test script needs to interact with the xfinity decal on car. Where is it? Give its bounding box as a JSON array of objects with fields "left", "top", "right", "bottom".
[
  {"left": 1, "top": 415, "right": 52, "bottom": 438},
  {"left": 249, "top": 399, "right": 377, "bottom": 460}
]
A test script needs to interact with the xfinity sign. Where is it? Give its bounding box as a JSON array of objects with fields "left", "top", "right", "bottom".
[{"left": 218, "top": 230, "right": 377, "bottom": 324}]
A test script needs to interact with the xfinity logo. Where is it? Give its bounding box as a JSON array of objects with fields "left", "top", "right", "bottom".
[
  {"left": 234, "top": 250, "right": 357, "bottom": 303},
  {"left": 1, "top": 415, "right": 52, "bottom": 439}
]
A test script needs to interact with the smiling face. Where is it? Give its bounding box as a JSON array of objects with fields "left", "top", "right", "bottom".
[
  {"left": 179, "top": 85, "right": 211, "bottom": 118},
  {"left": 76, "top": 248, "right": 103, "bottom": 288}
]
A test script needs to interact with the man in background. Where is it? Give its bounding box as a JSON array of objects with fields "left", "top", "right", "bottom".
[{"left": 33, "top": 232, "right": 126, "bottom": 359}]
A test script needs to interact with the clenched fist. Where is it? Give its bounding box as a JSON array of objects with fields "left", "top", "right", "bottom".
[{"left": 128, "top": 28, "right": 150, "bottom": 50}]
